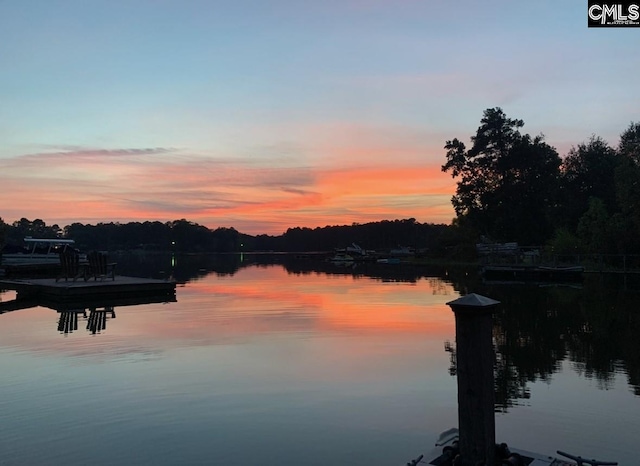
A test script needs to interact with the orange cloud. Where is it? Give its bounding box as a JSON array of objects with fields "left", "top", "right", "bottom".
[
  {"left": 0, "top": 138, "right": 456, "bottom": 234},
  {"left": 317, "top": 165, "right": 454, "bottom": 196}
]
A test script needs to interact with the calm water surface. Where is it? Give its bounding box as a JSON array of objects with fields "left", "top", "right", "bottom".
[{"left": 1, "top": 255, "right": 639, "bottom": 465}]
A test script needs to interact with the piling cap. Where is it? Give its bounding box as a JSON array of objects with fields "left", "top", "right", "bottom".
[{"left": 446, "top": 293, "right": 500, "bottom": 309}]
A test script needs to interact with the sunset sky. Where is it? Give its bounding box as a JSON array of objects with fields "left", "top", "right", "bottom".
[{"left": 1, "top": 1, "right": 637, "bottom": 235}]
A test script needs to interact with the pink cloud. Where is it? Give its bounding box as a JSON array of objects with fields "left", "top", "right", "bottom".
[{"left": 0, "top": 139, "right": 455, "bottom": 234}]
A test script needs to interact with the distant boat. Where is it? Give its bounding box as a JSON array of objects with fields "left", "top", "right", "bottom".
[
  {"left": 334, "top": 243, "right": 375, "bottom": 260},
  {"left": 330, "top": 253, "right": 354, "bottom": 263},
  {"left": 376, "top": 257, "right": 401, "bottom": 264},
  {"left": 1, "top": 237, "right": 81, "bottom": 266},
  {"left": 389, "top": 246, "right": 414, "bottom": 256},
  {"left": 345, "top": 243, "right": 367, "bottom": 256}
]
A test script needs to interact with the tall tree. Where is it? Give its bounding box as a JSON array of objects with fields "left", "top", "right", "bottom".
[
  {"left": 559, "top": 136, "right": 621, "bottom": 230},
  {"left": 618, "top": 122, "right": 640, "bottom": 162},
  {"left": 442, "top": 108, "right": 561, "bottom": 244},
  {"left": 614, "top": 122, "right": 640, "bottom": 252},
  {"left": 576, "top": 197, "right": 610, "bottom": 253}
]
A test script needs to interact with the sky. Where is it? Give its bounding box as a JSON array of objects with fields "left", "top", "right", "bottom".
[{"left": 1, "top": 1, "right": 638, "bottom": 235}]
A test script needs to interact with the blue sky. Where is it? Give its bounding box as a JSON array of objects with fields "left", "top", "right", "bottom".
[{"left": 1, "top": 1, "right": 637, "bottom": 234}]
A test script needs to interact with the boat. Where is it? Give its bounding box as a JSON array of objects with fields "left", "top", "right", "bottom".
[
  {"left": 418, "top": 428, "right": 617, "bottom": 466},
  {"left": 332, "top": 243, "right": 376, "bottom": 262},
  {"left": 1, "top": 237, "right": 84, "bottom": 275},
  {"left": 376, "top": 257, "right": 401, "bottom": 264},
  {"left": 1, "top": 237, "right": 80, "bottom": 265},
  {"left": 329, "top": 253, "right": 354, "bottom": 263},
  {"left": 390, "top": 246, "right": 414, "bottom": 256},
  {"left": 345, "top": 243, "right": 366, "bottom": 256}
]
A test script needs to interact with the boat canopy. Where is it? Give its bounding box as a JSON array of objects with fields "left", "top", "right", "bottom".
[{"left": 24, "top": 237, "right": 75, "bottom": 245}]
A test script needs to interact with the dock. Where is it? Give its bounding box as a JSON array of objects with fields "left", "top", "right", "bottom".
[
  {"left": 1, "top": 275, "right": 177, "bottom": 334},
  {"left": 0, "top": 275, "right": 176, "bottom": 302},
  {"left": 481, "top": 264, "right": 584, "bottom": 283}
]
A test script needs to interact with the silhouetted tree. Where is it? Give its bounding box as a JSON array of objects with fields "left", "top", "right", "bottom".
[
  {"left": 442, "top": 107, "right": 561, "bottom": 244},
  {"left": 613, "top": 123, "right": 640, "bottom": 252},
  {"left": 618, "top": 121, "right": 640, "bottom": 162},
  {"left": 6, "top": 218, "right": 61, "bottom": 244},
  {"left": 559, "top": 135, "right": 621, "bottom": 230},
  {"left": 576, "top": 197, "right": 610, "bottom": 253}
]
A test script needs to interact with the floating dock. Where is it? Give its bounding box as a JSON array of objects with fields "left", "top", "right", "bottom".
[{"left": 0, "top": 275, "right": 176, "bottom": 302}]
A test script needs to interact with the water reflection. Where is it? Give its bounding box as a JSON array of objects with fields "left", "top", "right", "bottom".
[
  {"left": 112, "top": 252, "right": 640, "bottom": 401},
  {"left": 57, "top": 309, "right": 86, "bottom": 334},
  {"left": 1, "top": 257, "right": 639, "bottom": 464},
  {"left": 57, "top": 307, "right": 117, "bottom": 335},
  {"left": 111, "top": 251, "right": 460, "bottom": 284},
  {"left": 0, "top": 288, "right": 175, "bottom": 336},
  {"left": 444, "top": 275, "right": 640, "bottom": 411},
  {"left": 3, "top": 253, "right": 640, "bottom": 400},
  {"left": 123, "top": 253, "right": 640, "bottom": 400}
]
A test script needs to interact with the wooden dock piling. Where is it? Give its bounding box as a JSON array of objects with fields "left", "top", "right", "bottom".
[{"left": 446, "top": 293, "right": 500, "bottom": 466}]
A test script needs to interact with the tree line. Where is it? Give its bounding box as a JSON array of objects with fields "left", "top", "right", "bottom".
[
  {"left": 0, "top": 218, "right": 244, "bottom": 253},
  {"left": 0, "top": 217, "right": 454, "bottom": 254},
  {"left": 443, "top": 107, "right": 640, "bottom": 255}
]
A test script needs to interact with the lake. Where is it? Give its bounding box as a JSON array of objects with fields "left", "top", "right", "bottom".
[{"left": 1, "top": 253, "right": 639, "bottom": 465}]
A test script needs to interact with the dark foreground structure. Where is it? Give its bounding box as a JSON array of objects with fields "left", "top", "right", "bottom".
[{"left": 416, "top": 293, "right": 618, "bottom": 466}]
